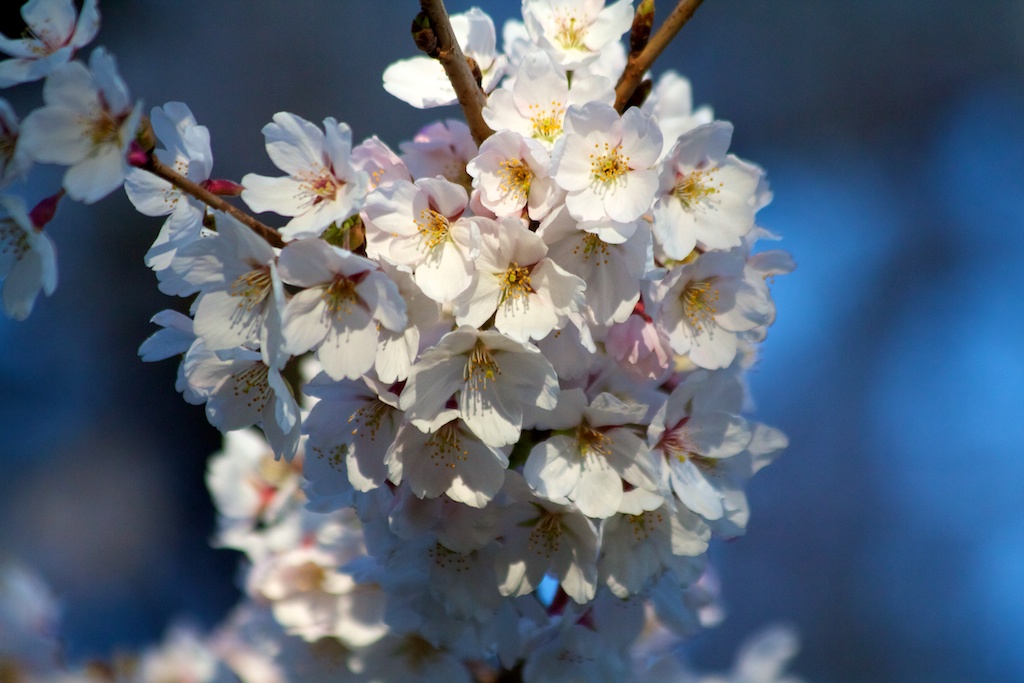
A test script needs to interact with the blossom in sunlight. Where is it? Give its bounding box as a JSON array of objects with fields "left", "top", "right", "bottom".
[
  {"left": 125, "top": 102, "right": 213, "bottom": 294},
  {"left": 522, "top": 0, "right": 634, "bottom": 70},
  {"left": 383, "top": 7, "right": 507, "bottom": 108},
  {"left": 0, "top": 0, "right": 99, "bottom": 87},
  {"left": 242, "top": 112, "right": 369, "bottom": 242},
  {"left": 19, "top": 47, "right": 141, "bottom": 203},
  {"left": 551, "top": 101, "right": 662, "bottom": 224}
]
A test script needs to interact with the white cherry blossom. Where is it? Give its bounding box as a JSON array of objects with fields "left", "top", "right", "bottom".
[
  {"left": 0, "top": 0, "right": 99, "bottom": 87},
  {"left": 652, "top": 121, "right": 764, "bottom": 259},
  {"left": 19, "top": 47, "right": 141, "bottom": 203},
  {"left": 467, "top": 129, "right": 562, "bottom": 219},
  {"left": 551, "top": 101, "right": 662, "bottom": 223},
  {"left": 400, "top": 327, "right": 559, "bottom": 448},
  {"left": 362, "top": 176, "right": 480, "bottom": 303},
  {"left": 454, "top": 217, "right": 586, "bottom": 343},
  {"left": 522, "top": 0, "right": 634, "bottom": 70},
  {"left": 483, "top": 49, "right": 614, "bottom": 148},
  {"left": 383, "top": 8, "right": 507, "bottom": 108},
  {"left": 648, "top": 371, "right": 752, "bottom": 521},
  {"left": 656, "top": 249, "right": 774, "bottom": 370},
  {"left": 523, "top": 389, "right": 661, "bottom": 519},
  {"left": 171, "top": 211, "right": 287, "bottom": 368},
  {"left": 277, "top": 238, "right": 406, "bottom": 381},
  {"left": 242, "top": 113, "right": 368, "bottom": 241},
  {"left": 124, "top": 102, "right": 212, "bottom": 293}
]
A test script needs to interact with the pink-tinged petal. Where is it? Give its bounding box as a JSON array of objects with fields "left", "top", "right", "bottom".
[
  {"left": 382, "top": 57, "right": 454, "bottom": 108},
  {"left": 604, "top": 170, "right": 658, "bottom": 223},
  {"left": 417, "top": 176, "right": 468, "bottom": 217},
  {"left": 88, "top": 48, "right": 130, "bottom": 114},
  {"left": 573, "top": 462, "right": 622, "bottom": 519},
  {"left": 125, "top": 167, "right": 177, "bottom": 216},
  {"left": 460, "top": 380, "right": 520, "bottom": 448},
  {"left": 22, "top": 0, "right": 76, "bottom": 45},
  {"left": 262, "top": 112, "right": 326, "bottom": 176},
  {"left": 358, "top": 270, "right": 407, "bottom": 332},
  {"left": 281, "top": 287, "right": 330, "bottom": 354},
  {"left": 688, "top": 413, "right": 751, "bottom": 458},
  {"left": 62, "top": 143, "right": 126, "bottom": 203},
  {"left": 670, "top": 458, "right": 724, "bottom": 520},
  {"left": 317, "top": 313, "right": 377, "bottom": 380},
  {"left": 240, "top": 173, "right": 305, "bottom": 217},
  {"left": 194, "top": 288, "right": 264, "bottom": 350},
  {"left": 19, "top": 106, "right": 91, "bottom": 164},
  {"left": 414, "top": 241, "right": 473, "bottom": 303},
  {"left": 0, "top": 49, "right": 70, "bottom": 86},
  {"left": 41, "top": 59, "right": 96, "bottom": 110},
  {"left": 71, "top": 0, "right": 100, "bottom": 48},
  {"left": 687, "top": 323, "right": 737, "bottom": 370},
  {"left": 276, "top": 238, "right": 339, "bottom": 287},
  {"left": 524, "top": 436, "right": 580, "bottom": 500},
  {"left": 267, "top": 367, "right": 299, "bottom": 432}
]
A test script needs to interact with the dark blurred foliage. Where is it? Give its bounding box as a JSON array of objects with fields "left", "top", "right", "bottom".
[{"left": 1, "top": 2, "right": 1022, "bottom": 682}]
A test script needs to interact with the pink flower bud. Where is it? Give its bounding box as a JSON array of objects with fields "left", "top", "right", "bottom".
[{"left": 201, "top": 178, "right": 244, "bottom": 196}]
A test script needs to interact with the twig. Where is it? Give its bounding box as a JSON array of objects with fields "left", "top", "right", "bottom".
[
  {"left": 614, "top": 0, "right": 705, "bottom": 113},
  {"left": 419, "top": 0, "right": 493, "bottom": 146},
  {"left": 142, "top": 155, "right": 285, "bottom": 249}
]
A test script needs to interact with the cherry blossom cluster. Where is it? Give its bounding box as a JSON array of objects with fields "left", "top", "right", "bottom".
[{"left": 0, "top": 0, "right": 798, "bottom": 680}]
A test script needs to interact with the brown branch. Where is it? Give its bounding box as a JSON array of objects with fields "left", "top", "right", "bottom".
[
  {"left": 419, "top": 0, "right": 493, "bottom": 146},
  {"left": 142, "top": 156, "right": 285, "bottom": 249},
  {"left": 615, "top": 0, "right": 705, "bottom": 113}
]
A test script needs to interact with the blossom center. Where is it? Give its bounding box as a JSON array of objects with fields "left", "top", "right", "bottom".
[
  {"left": 290, "top": 561, "right": 327, "bottom": 593},
  {"left": 590, "top": 142, "right": 630, "bottom": 185},
  {"left": 415, "top": 208, "right": 451, "bottom": 250},
  {"left": 497, "top": 158, "right": 533, "bottom": 202},
  {"left": 574, "top": 233, "right": 609, "bottom": 264},
  {"left": 323, "top": 275, "right": 359, "bottom": 317},
  {"left": 426, "top": 422, "right": 469, "bottom": 468},
  {"left": 673, "top": 169, "right": 720, "bottom": 208},
  {"left": 428, "top": 543, "right": 470, "bottom": 570},
  {"left": 628, "top": 511, "right": 663, "bottom": 540},
  {"left": 576, "top": 424, "right": 611, "bottom": 458},
  {"left": 229, "top": 362, "right": 272, "bottom": 411},
  {"left": 230, "top": 266, "right": 273, "bottom": 311},
  {"left": 682, "top": 280, "right": 719, "bottom": 332},
  {"left": 657, "top": 418, "right": 696, "bottom": 462},
  {"left": 0, "top": 219, "right": 30, "bottom": 260},
  {"left": 498, "top": 262, "right": 533, "bottom": 304},
  {"left": 527, "top": 102, "right": 565, "bottom": 143},
  {"left": 463, "top": 342, "right": 501, "bottom": 390},
  {"left": 553, "top": 12, "right": 589, "bottom": 49},
  {"left": 527, "top": 510, "right": 563, "bottom": 556},
  {"left": 85, "top": 109, "right": 122, "bottom": 146},
  {"left": 300, "top": 171, "right": 341, "bottom": 207},
  {"left": 348, "top": 400, "right": 391, "bottom": 441}
]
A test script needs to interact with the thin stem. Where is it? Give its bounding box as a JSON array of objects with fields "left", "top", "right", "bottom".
[
  {"left": 142, "top": 156, "right": 284, "bottom": 249},
  {"left": 419, "top": 0, "right": 493, "bottom": 146},
  {"left": 614, "top": 0, "right": 705, "bottom": 113}
]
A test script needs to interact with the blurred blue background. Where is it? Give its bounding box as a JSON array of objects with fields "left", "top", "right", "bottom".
[{"left": 1, "top": 2, "right": 1022, "bottom": 681}]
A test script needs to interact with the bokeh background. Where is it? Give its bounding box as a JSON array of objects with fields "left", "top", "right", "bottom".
[{"left": 1, "top": 1, "right": 1023, "bottom": 681}]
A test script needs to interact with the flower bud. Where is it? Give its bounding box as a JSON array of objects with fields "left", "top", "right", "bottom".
[
  {"left": 630, "top": 0, "right": 655, "bottom": 55},
  {"left": 200, "top": 178, "right": 244, "bottom": 196}
]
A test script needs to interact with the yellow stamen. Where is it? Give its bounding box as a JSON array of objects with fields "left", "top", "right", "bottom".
[
  {"left": 414, "top": 208, "right": 451, "bottom": 250},
  {"left": 498, "top": 262, "right": 533, "bottom": 305},
  {"left": 682, "top": 280, "right": 719, "bottom": 332}
]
